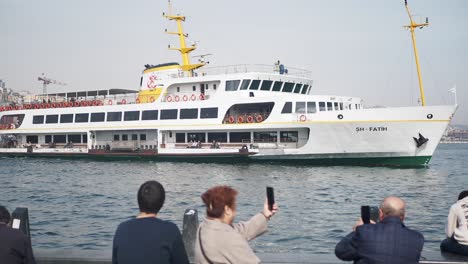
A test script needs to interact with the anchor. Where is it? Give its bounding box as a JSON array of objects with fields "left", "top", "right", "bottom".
[{"left": 413, "top": 133, "right": 429, "bottom": 148}]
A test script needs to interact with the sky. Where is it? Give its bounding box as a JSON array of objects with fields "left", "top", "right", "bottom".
[{"left": 1, "top": 0, "right": 467, "bottom": 124}]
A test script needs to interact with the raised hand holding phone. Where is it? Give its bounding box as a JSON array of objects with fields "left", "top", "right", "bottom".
[{"left": 263, "top": 187, "right": 278, "bottom": 219}]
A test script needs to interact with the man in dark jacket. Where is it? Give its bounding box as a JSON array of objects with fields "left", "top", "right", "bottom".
[
  {"left": 335, "top": 196, "right": 424, "bottom": 264},
  {"left": 0, "top": 205, "right": 36, "bottom": 264}
]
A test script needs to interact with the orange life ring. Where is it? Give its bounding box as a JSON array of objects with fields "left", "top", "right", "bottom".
[
  {"left": 166, "top": 96, "right": 173, "bottom": 102},
  {"left": 183, "top": 95, "right": 188, "bottom": 101},
  {"left": 237, "top": 116, "right": 244, "bottom": 123},
  {"left": 228, "top": 116, "right": 235, "bottom": 123},
  {"left": 108, "top": 100, "right": 113, "bottom": 105},
  {"left": 299, "top": 115, "right": 307, "bottom": 122},
  {"left": 256, "top": 115, "right": 263, "bottom": 122},
  {"left": 174, "top": 95, "right": 180, "bottom": 102},
  {"left": 199, "top": 94, "right": 205, "bottom": 100},
  {"left": 34, "top": 104, "right": 39, "bottom": 109},
  {"left": 93, "top": 100, "right": 98, "bottom": 106},
  {"left": 135, "top": 98, "right": 140, "bottom": 104},
  {"left": 247, "top": 116, "right": 254, "bottom": 123},
  {"left": 0, "top": 106, "right": 4, "bottom": 111},
  {"left": 121, "top": 99, "right": 127, "bottom": 105},
  {"left": 150, "top": 96, "right": 155, "bottom": 103},
  {"left": 9, "top": 124, "right": 15, "bottom": 129},
  {"left": 191, "top": 94, "right": 196, "bottom": 101}
]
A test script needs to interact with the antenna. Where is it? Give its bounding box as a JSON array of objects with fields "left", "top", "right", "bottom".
[{"left": 403, "top": 0, "right": 429, "bottom": 106}]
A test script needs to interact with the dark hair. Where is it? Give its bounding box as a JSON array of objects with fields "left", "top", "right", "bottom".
[
  {"left": 458, "top": 190, "right": 468, "bottom": 201},
  {"left": 137, "top": 181, "right": 165, "bottom": 214},
  {"left": 201, "top": 186, "right": 238, "bottom": 218},
  {"left": 0, "top": 206, "right": 11, "bottom": 224}
]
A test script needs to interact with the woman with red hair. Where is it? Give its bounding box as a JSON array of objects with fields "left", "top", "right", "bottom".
[{"left": 194, "top": 186, "right": 278, "bottom": 264}]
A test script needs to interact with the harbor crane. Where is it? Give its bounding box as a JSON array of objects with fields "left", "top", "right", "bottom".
[{"left": 37, "top": 73, "right": 66, "bottom": 95}]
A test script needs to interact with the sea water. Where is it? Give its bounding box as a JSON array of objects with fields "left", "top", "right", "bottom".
[{"left": 0, "top": 144, "right": 467, "bottom": 254}]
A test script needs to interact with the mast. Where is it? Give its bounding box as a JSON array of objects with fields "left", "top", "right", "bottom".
[
  {"left": 404, "top": 0, "right": 429, "bottom": 106},
  {"left": 163, "top": 1, "right": 205, "bottom": 76}
]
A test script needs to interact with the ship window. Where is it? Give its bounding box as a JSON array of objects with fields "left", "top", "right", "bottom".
[
  {"left": 176, "top": 133, "right": 185, "bottom": 143},
  {"left": 142, "top": 110, "right": 158, "bottom": 120},
  {"left": 319, "top": 102, "right": 326, "bottom": 111},
  {"left": 192, "top": 86, "right": 196, "bottom": 91},
  {"left": 114, "top": 134, "right": 120, "bottom": 141},
  {"left": 33, "top": 115, "right": 44, "bottom": 124},
  {"left": 124, "top": 111, "right": 140, "bottom": 121},
  {"left": 132, "top": 134, "right": 138, "bottom": 140},
  {"left": 160, "top": 109, "right": 178, "bottom": 120},
  {"left": 249, "top": 80, "right": 261, "bottom": 90},
  {"left": 229, "top": 132, "right": 250, "bottom": 143},
  {"left": 254, "top": 131, "right": 277, "bottom": 143},
  {"left": 293, "top": 83, "right": 303, "bottom": 93},
  {"left": 188, "top": 132, "right": 205, "bottom": 142},
  {"left": 200, "top": 108, "right": 218, "bottom": 119},
  {"left": 60, "top": 114, "right": 74, "bottom": 123},
  {"left": 122, "top": 134, "right": 128, "bottom": 141},
  {"left": 180, "top": 108, "right": 198, "bottom": 119},
  {"left": 282, "top": 82, "right": 294, "bottom": 92},
  {"left": 0, "top": 114, "right": 25, "bottom": 127},
  {"left": 281, "top": 102, "right": 292, "bottom": 114},
  {"left": 45, "top": 135, "right": 52, "bottom": 143},
  {"left": 301, "top": 85, "right": 309, "bottom": 94},
  {"left": 68, "top": 134, "right": 81, "bottom": 143},
  {"left": 75, "top": 113, "right": 89, "bottom": 123},
  {"left": 307, "top": 102, "right": 317, "bottom": 113},
  {"left": 26, "top": 135, "right": 38, "bottom": 144},
  {"left": 213, "top": 84, "right": 217, "bottom": 90},
  {"left": 225, "top": 80, "right": 241, "bottom": 91},
  {"left": 280, "top": 131, "right": 298, "bottom": 142},
  {"left": 45, "top": 115, "right": 59, "bottom": 124},
  {"left": 239, "top": 80, "right": 251, "bottom": 90},
  {"left": 260, "top": 80, "right": 273, "bottom": 91},
  {"left": 91, "top": 112, "right": 105, "bottom": 122},
  {"left": 53, "top": 135, "right": 66, "bottom": 143},
  {"left": 140, "top": 134, "right": 146, "bottom": 141},
  {"left": 296, "top": 102, "right": 306, "bottom": 113},
  {"left": 107, "top": 112, "right": 122, "bottom": 122},
  {"left": 334, "top": 102, "right": 339, "bottom": 111},
  {"left": 327, "top": 102, "right": 333, "bottom": 111},
  {"left": 177, "top": 87, "right": 180, "bottom": 92},
  {"left": 208, "top": 132, "right": 227, "bottom": 142},
  {"left": 272, "top": 81, "right": 283, "bottom": 92},
  {"left": 339, "top": 102, "right": 343, "bottom": 110}
]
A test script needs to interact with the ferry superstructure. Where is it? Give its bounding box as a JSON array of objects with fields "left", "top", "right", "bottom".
[{"left": 0, "top": 2, "right": 457, "bottom": 166}]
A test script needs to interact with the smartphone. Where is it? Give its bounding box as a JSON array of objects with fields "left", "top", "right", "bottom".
[
  {"left": 361, "top": 205, "right": 371, "bottom": 224},
  {"left": 266, "top": 187, "right": 275, "bottom": 211}
]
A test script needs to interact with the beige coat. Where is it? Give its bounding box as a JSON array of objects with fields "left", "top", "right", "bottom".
[{"left": 194, "top": 213, "right": 268, "bottom": 264}]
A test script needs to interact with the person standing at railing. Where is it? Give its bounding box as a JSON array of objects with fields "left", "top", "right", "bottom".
[{"left": 441, "top": 190, "right": 468, "bottom": 256}]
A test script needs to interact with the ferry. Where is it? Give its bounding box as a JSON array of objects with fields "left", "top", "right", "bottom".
[{"left": 0, "top": 2, "right": 458, "bottom": 166}]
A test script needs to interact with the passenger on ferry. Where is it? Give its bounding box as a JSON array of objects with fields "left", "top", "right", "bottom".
[
  {"left": 195, "top": 186, "right": 278, "bottom": 264},
  {"left": 0, "top": 205, "right": 36, "bottom": 264},
  {"left": 189, "top": 140, "right": 198, "bottom": 148},
  {"left": 440, "top": 190, "right": 468, "bottom": 256},
  {"left": 335, "top": 196, "right": 424, "bottom": 264},
  {"left": 210, "top": 140, "right": 220, "bottom": 149},
  {"left": 112, "top": 180, "right": 189, "bottom": 264},
  {"left": 197, "top": 140, "right": 202, "bottom": 148}
]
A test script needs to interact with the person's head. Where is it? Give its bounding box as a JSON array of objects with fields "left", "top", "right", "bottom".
[
  {"left": 0, "top": 205, "right": 11, "bottom": 224},
  {"left": 379, "top": 196, "right": 406, "bottom": 221},
  {"left": 137, "top": 181, "right": 165, "bottom": 214},
  {"left": 201, "top": 186, "right": 238, "bottom": 224},
  {"left": 458, "top": 190, "right": 468, "bottom": 201}
]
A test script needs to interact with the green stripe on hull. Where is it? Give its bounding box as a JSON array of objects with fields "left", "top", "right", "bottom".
[{"left": 0, "top": 152, "right": 432, "bottom": 167}]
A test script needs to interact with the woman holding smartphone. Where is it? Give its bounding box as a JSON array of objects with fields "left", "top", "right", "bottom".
[{"left": 194, "top": 186, "right": 278, "bottom": 264}]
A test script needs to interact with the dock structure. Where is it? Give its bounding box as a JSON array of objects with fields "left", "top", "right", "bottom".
[{"left": 9, "top": 207, "right": 468, "bottom": 264}]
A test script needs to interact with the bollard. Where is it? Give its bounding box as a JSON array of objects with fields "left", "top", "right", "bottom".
[
  {"left": 12, "top": 207, "right": 32, "bottom": 243},
  {"left": 182, "top": 208, "right": 199, "bottom": 262}
]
